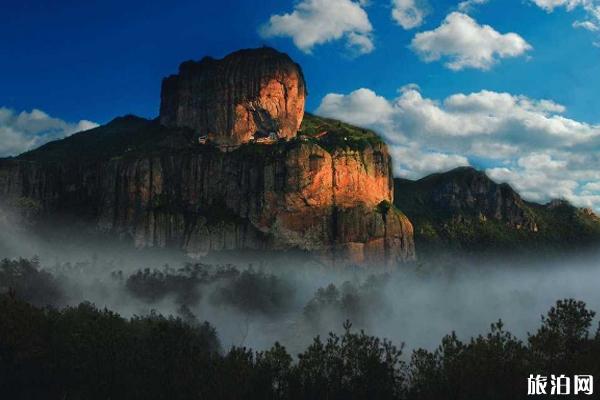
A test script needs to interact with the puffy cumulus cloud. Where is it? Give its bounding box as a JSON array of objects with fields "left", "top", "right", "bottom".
[
  {"left": 395, "top": 89, "right": 600, "bottom": 149},
  {"left": 391, "top": 0, "right": 430, "bottom": 30},
  {"left": 390, "top": 145, "right": 470, "bottom": 178},
  {"left": 317, "top": 88, "right": 394, "bottom": 127},
  {"left": 316, "top": 86, "right": 600, "bottom": 210},
  {"left": 0, "top": 107, "right": 98, "bottom": 157},
  {"left": 487, "top": 164, "right": 579, "bottom": 203},
  {"left": 410, "top": 12, "right": 532, "bottom": 70},
  {"left": 316, "top": 88, "right": 470, "bottom": 176},
  {"left": 457, "top": 0, "right": 489, "bottom": 12},
  {"left": 487, "top": 151, "right": 600, "bottom": 208},
  {"left": 259, "top": 0, "right": 374, "bottom": 55}
]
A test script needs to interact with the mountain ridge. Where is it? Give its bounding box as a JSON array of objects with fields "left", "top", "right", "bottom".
[{"left": 394, "top": 166, "right": 600, "bottom": 255}]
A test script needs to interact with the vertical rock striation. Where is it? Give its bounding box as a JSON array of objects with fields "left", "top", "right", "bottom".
[
  {"left": 160, "top": 47, "right": 307, "bottom": 146},
  {"left": 0, "top": 47, "right": 416, "bottom": 267},
  {"left": 0, "top": 135, "right": 415, "bottom": 266}
]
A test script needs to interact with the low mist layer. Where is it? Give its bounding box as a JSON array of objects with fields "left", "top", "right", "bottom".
[
  {"left": 2, "top": 206, "right": 600, "bottom": 354},
  {"left": 3, "top": 253, "right": 600, "bottom": 355}
]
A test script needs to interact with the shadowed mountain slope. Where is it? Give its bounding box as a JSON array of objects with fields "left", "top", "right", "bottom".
[{"left": 394, "top": 167, "right": 600, "bottom": 256}]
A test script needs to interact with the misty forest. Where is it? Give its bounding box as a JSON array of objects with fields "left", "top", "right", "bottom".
[
  {"left": 3, "top": 252, "right": 600, "bottom": 400},
  {"left": 2, "top": 40, "right": 600, "bottom": 400}
]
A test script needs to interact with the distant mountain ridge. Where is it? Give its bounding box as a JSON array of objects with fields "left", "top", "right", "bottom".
[{"left": 394, "top": 166, "right": 600, "bottom": 255}]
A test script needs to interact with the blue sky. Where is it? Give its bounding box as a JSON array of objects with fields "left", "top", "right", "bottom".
[{"left": 2, "top": 0, "right": 600, "bottom": 209}]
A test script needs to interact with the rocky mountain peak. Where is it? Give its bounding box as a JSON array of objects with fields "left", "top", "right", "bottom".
[
  {"left": 419, "top": 167, "right": 536, "bottom": 229},
  {"left": 159, "top": 47, "right": 307, "bottom": 146},
  {"left": 545, "top": 199, "right": 571, "bottom": 210},
  {"left": 582, "top": 207, "right": 600, "bottom": 220},
  {"left": 395, "top": 167, "right": 539, "bottom": 236}
]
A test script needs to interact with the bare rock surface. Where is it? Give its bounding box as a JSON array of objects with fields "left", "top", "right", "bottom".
[{"left": 160, "top": 47, "right": 306, "bottom": 146}]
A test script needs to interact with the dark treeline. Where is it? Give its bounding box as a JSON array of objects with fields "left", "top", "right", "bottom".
[
  {"left": 0, "top": 258, "right": 297, "bottom": 317},
  {"left": 2, "top": 293, "right": 600, "bottom": 399},
  {"left": 0, "top": 257, "right": 381, "bottom": 327},
  {"left": 303, "top": 276, "right": 389, "bottom": 328},
  {"left": 2, "top": 260, "right": 600, "bottom": 399},
  {"left": 0, "top": 257, "right": 63, "bottom": 307},
  {"left": 120, "top": 263, "right": 294, "bottom": 315}
]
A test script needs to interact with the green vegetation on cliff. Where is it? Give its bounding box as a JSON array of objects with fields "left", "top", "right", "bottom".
[
  {"left": 394, "top": 167, "right": 600, "bottom": 255},
  {"left": 15, "top": 116, "right": 200, "bottom": 165},
  {"left": 10, "top": 113, "right": 388, "bottom": 165},
  {"left": 300, "top": 113, "right": 384, "bottom": 151}
]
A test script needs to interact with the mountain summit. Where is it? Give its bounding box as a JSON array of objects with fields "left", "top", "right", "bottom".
[
  {"left": 0, "top": 48, "right": 415, "bottom": 266},
  {"left": 160, "top": 47, "right": 307, "bottom": 147}
]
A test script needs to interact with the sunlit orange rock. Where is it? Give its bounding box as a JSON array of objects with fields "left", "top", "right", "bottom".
[
  {"left": 0, "top": 48, "right": 416, "bottom": 267},
  {"left": 159, "top": 47, "right": 306, "bottom": 146}
]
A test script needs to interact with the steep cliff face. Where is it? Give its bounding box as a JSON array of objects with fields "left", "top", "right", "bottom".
[
  {"left": 0, "top": 48, "right": 415, "bottom": 266},
  {"left": 0, "top": 115, "right": 415, "bottom": 266},
  {"left": 160, "top": 47, "right": 306, "bottom": 146}
]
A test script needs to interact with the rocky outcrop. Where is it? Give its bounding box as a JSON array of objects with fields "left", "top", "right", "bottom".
[
  {"left": 0, "top": 47, "right": 415, "bottom": 266},
  {"left": 160, "top": 47, "right": 306, "bottom": 146},
  {"left": 581, "top": 207, "right": 600, "bottom": 221},
  {"left": 0, "top": 117, "right": 415, "bottom": 267}
]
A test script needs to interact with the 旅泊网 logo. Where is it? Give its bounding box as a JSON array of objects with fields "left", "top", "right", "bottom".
[{"left": 527, "top": 374, "right": 593, "bottom": 396}]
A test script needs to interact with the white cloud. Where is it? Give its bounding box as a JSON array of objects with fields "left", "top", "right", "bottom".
[
  {"left": 583, "top": 182, "right": 600, "bottom": 191},
  {"left": 0, "top": 107, "right": 98, "bottom": 157},
  {"left": 486, "top": 150, "right": 600, "bottom": 208},
  {"left": 487, "top": 164, "right": 580, "bottom": 203},
  {"left": 259, "top": 0, "right": 374, "bottom": 55},
  {"left": 458, "top": 0, "right": 489, "bottom": 12},
  {"left": 390, "top": 145, "right": 470, "bottom": 178},
  {"left": 391, "top": 0, "right": 429, "bottom": 30},
  {"left": 470, "top": 142, "right": 519, "bottom": 159},
  {"left": 532, "top": 0, "right": 600, "bottom": 39},
  {"left": 531, "top": 0, "right": 588, "bottom": 12},
  {"left": 316, "top": 86, "right": 600, "bottom": 210},
  {"left": 573, "top": 20, "right": 600, "bottom": 31},
  {"left": 410, "top": 12, "right": 532, "bottom": 70},
  {"left": 317, "top": 89, "right": 394, "bottom": 126}
]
